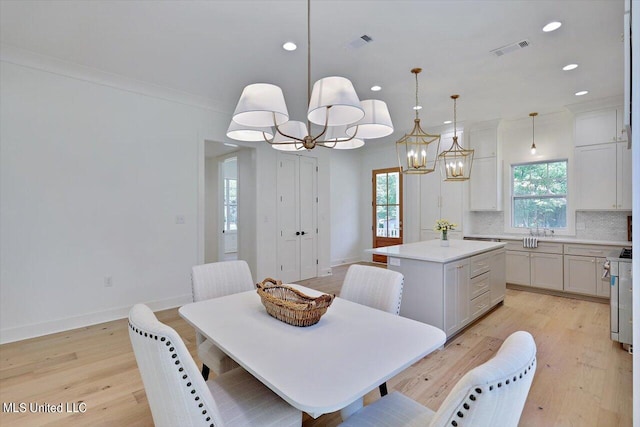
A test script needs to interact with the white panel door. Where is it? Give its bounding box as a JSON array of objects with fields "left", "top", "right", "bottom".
[
  {"left": 298, "top": 156, "right": 318, "bottom": 281},
  {"left": 506, "top": 251, "right": 530, "bottom": 285},
  {"left": 277, "top": 155, "right": 300, "bottom": 283},
  {"left": 277, "top": 153, "right": 317, "bottom": 283}
]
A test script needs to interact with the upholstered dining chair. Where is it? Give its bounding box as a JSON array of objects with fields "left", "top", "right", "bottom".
[
  {"left": 340, "top": 264, "right": 404, "bottom": 396},
  {"left": 338, "top": 331, "right": 537, "bottom": 427},
  {"left": 128, "top": 304, "right": 302, "bottom": 427},
  {"left": 191, "top": 260, "right": 255, "bottom": 380}
]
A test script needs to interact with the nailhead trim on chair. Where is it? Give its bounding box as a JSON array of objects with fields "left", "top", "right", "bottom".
[
  {"left": 129, "top": 321, "right": 216, "bottom": 427},
  {"left": 449, "top": 357, "right": 537, "bottom": 426},
  {"left": 395, "top": 279, "right": 404, "bottom": 315}
]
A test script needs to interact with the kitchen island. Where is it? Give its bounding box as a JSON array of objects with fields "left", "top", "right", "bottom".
[{"left": 367, "top": 239, "right": 506, "bottom": 338}]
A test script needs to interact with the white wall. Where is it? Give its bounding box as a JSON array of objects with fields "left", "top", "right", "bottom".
[
  {"left": 329, "top": 149, "right": 362, "bottom": 266},
  {"left": 358, "top": 142, "right": 422, "bottom": 262},
  {"left": 0, "top": 59, "right": 223, "bottom": 342},
  {"left": 204, "top": 155, "right": 219, "bottom": 263},
  {"left": 0, "top": 51, "right": 324, "bottom": 343},
  {"left": 499, "top": 110, "right": 576, "bottom": 235},
  {"left": 236, "top": 148, "right": 257, "bottom": 280}
]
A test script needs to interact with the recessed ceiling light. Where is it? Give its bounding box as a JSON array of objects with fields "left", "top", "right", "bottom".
[
  {"left": 371, "top": 85, "right": 382, "bottom": 92},
  {"left": 543, "top": 21, "right": 562, "bottom": 32},
  {"left": 413, "top": 105, "right": 422, "bottom": 110},
  {"left": 563, "top": 63, "right": 578, "bottom": 71},
  {"left": 443, "top": 120, "right": 452, "bottom": 124},
  {"left": 575, "top": 90, "right": 589, "bottom": 96},
  {"left": 282, "top": 42, "right": 297, "bottom": 51}
]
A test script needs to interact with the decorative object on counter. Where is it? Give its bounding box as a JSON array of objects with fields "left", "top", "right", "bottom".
[
  {"left": 435, "top": 219, "right": 456, "bottom": 246},
  {"left": 439, "top": 94, "right": 474, "bottom": 181},
  {"left": 256, "top": 278, "right": 335, "bottom": 326},
  {"left": 396, "top": 68, "right": 441, "bottom": 174},
  {"left": 227, "top": 0, "right": 393, "bottom": 150},
  {"left": 529, "top": 112, "right": 538, "bottom": 154},
  {"left": 523, "top": 236, "right": 538, "bottom": 248}
]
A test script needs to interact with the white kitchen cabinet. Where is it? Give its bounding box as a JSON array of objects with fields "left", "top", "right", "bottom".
[
  {"left": 563, "top": 244, "right": 625, "bottom": 298},
  {"left": 506, "top": 251, "right": 530, "bottom": 285},
  {"left": 574, "top": 106, "right": 627, "bottom": 146},
  {"left": 489, "top": 249, "right": 506, "bottom": 305},
  {"left": 616, "top": 142, "right": 632, "bottom": 210},
  {"left": 468, "top": 124, "right": 502, "bottom": 211},
  {"left": 419, "top": 167, "right": 463, "bottom": 238},
  {"left": 469, "top": 157, "right": 501, "bottom": 211},
  {"left": 469, "top": 126, "right": 498, "bottom": 158},
  {"left": 443, "top": 259, "right": 469, "bottom": 336},
  {"left": 530, "top": 253, "right": 563, "bottom": 291},
  {"left": 575, "top": 142, "right": 631, "bottom": 210},
  {"left": 564, "top": 255, "right": 599, "bottom": 295},
  {"left": 505, "top": 241, "right": 563, "bottom": 290}
]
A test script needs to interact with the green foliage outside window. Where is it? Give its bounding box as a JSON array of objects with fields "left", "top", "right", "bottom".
[{"left": 512, "top": 161, "right": 567, "bottom": 229}]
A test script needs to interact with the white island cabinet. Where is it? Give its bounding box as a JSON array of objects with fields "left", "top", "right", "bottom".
[{"left": 366, "top": 240, "right": 506, "bottom": 339}]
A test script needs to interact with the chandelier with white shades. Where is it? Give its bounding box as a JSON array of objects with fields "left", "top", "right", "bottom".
[{"left": 226, "top": 0, "right": 394, "bottom": 150}]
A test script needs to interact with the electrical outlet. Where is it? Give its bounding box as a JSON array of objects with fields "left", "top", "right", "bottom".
[
  {"left": 104, "top": 276, "right": 113, "bottom": 287},
  {"left": 175, "top": 215, "right": 185, "bottom": 224}
]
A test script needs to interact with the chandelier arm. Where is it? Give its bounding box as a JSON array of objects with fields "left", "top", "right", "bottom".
[
  {"left": 316, "top": 140, "right": 338, "bottom": 149},
  {"left": 272, "top": 112, "right": 305, "bottom": 143},
  {"left": 310, "top": 106, "right": 331, "bottom": 143}
]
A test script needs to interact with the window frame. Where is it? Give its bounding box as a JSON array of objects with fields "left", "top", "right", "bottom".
[{"left": 510, "top": 159, "right": 568, "bottom": 231}]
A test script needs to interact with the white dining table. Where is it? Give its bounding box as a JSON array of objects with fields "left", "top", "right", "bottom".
[{"left": 179, "top": 285, "right": 446, "bottom": 419}]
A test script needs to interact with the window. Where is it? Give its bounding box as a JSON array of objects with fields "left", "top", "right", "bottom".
[
  {"left": 223, "top": 177, "right": 237, "bottom": 231},
  {"left": 512, "top": 160, "right": 567, "bottom": 229}
]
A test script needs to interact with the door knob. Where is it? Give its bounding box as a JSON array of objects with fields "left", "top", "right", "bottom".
[
  {"left": 301, "top": 231, "right": 306, "bottom": 235},
  {"left": 296, "top": 231, "right": 301, "bottom": 236}
]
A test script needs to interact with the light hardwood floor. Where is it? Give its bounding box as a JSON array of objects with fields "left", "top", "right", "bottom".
[{"left": 0, "top": 263, "right": 633, "bottom": 426}]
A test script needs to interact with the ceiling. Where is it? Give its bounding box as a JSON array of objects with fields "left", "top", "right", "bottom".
[{"left": 0, "top": 0, "right": 626, "bottom": 147}]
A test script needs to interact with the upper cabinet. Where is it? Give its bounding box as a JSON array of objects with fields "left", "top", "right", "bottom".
[
  {"left": 419, "top": 166, "right": 463, "bottom": 241},
  {"left": 574, "top": 106, "right": 627, "bottom": 146},
  {"left": 468, "top": 123, "right": 502, "bottom": 211},
  {"left": 575, "top": 142, "right": 632, "bottom": 210}
]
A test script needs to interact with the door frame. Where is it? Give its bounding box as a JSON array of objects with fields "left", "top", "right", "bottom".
[{"left": 372, "top": 167, "right": 403, "bottom": 263}]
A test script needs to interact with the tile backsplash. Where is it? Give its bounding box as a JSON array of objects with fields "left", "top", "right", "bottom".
[
  {"left": 575, "top": 211, "right": 631, "bottom": 242},
  {"left": 467, "top": 210, "right": 631, "bottom": 242}
]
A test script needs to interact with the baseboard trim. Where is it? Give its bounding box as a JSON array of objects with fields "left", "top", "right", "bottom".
[
  {"left": 506, "top": 283, "right": 609, "bottom": 304},
  {"left": 330, "top": 256, "right": 363, "bottom": 267},
  {"left": 0, "top": 294, "right": 193, "bottom": 344}
]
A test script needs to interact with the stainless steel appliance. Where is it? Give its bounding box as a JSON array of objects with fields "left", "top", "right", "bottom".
[{"left": 605, "top": 248, "right": 633, "bottom": 350}]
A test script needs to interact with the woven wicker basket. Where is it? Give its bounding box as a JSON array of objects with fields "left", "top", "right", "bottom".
[{"left": 256, "top": 278, "right": 335, "bottom": 327}]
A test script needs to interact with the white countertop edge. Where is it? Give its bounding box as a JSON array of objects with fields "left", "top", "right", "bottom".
[
  {"left": 464, "top": 234, "right": 631, "bottom": 247},
  {"left": 365, "top": 240, "right": 505, "bottom": 263}
]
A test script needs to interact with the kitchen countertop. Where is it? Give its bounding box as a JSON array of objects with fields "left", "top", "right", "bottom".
[
  {"left": 365, "top": 239, "right": 505, "bottom": 263},
  {"left": 464, "top": 234, "right": 631, "bottom": 247}
]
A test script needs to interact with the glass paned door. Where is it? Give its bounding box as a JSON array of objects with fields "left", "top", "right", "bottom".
[{"left": 372, "top": 168, "right": 403, "bottom": 263}]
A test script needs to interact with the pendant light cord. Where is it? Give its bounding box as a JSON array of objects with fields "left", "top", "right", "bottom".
[
  {"left": 307, "top": 0, "right": 311, "bottom": 131},
  {"left": 414, "top": 71, "right": 419, "bottom": 120}
]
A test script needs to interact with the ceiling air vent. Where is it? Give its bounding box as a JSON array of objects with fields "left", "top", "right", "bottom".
[
  {"left": 348, "top": 34, "right": 374, "bottom": 49},
  {"left": 490, "top": 40, "right": 530, "bottom": 57}
]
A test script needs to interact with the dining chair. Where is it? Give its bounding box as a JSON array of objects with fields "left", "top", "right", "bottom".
[
  {"left": 338, "top": 330, "right": 537, "bottom": 427},
  {"left": 340, "top": 264, "right": 404, "bottom": 396},
  {"left": 191, "top": 260, "right": 255, "bottom": 380},
  {"left": 128, "top": 303, "right": 302, "bottom": 427}
]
